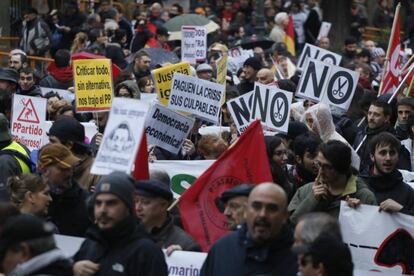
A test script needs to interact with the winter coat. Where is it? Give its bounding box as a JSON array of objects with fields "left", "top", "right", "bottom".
[
  {"left": 150, "top": 214, "right": 201, "bottom": 251},
  {"left": 20, "top": 18, "right": 51, "bottom": 55},
  {"left": 288, "top": 175, "right": 377, "bottom": 225},
  {"left": 10, "top": 249, "right": 73, "bottom": 276},
  {"left": 200, "top": 224, "right": 297, "bottom": 276},
  {"left": 74, "top": 216, "right": 168, "bottom": 276},
  {"left": 17, "top": 85, "right": 42, "bottom": 97},
  {"left": 360, "top": 169, "right": 414, "bottom": 216},
  {"left": 40, "top": 63, "right": 74, "bottom": 90},
  {"left": 73, "top": 154, "right": 100, "bottom": 191},
  {"left": 48, "top": 179, "right": 90, "bottom": 237},
  {"left": 401, "top": 138, "right": 414, "bottom": 170}
]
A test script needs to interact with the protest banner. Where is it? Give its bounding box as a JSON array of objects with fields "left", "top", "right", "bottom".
[
  {"left": 41, "top": 121, "right": 98, "bottom": 147},
  {"left": 165, "top": 251, "right": 207, "bottom": 276},
  {"left": 251, "top": 83, "right": 293, "bottom": 133},
  {"left": 91, "top": 98, "right": 149, "bottom": 175},
  {"left": 145, "top": 103, "right": 195, "bottom": 154},
  {"left": 73, "top": 58, "right": 113, "bottom": 112},
  {"left": 149, "top": 160, "right": 214, "bottom": 198},
  {"left": 168, "top": 73, "right": 225, "bottom": 123},
  {"left": 339, "top": 202, "right": 414, "bottom": 275},
  {"left": 181, "top": 26, "right": 207, "bottom": 64},
  {"left": 227, "top": 91, "right": 254, "bottom": 134},
  {"left": 40, "top": 87, "right": 75, "bottom": 103},
  {"left": 11, "top": 94, "right": 47, "bottom": 150},
  {"left": 152, "top": 62, "right": 191, "bottom": 106},
  {"left": 317, "top": 21, "right": 332, "bottom": 40},
  {"left": 297, "top": 43, "right": 342, "bottom": 70}
]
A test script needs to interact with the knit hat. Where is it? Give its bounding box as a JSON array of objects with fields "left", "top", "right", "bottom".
[
  {"left": 243, "top": 57, "right": 262, "bottom": 71},
  {"left": 48, "top": 116, "right": 88, "bottom": 148},
  {"left": 134, "top": 179, "right": 173, "bottom": 201},
  {"left": 38, "top": 143, "right": 80, "bottom": 170},
  {"left": 371, "top": 47, "right": 385, "bottom": 58},
  {"left": 0, "top": 113, "right": 11, "bottom": 142},
  {"left": 94, "top": 171, "right": 135, "bottom": 214}
]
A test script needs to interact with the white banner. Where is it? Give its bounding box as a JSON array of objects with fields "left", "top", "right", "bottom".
[
  {"left": 250, "top": 83, "right": 292, "bottom": 133},
  {"left": 11, "top": 94, "right": 47, "bottom": 150},
  {"left": 91, "top": 98, "right": 149, "bottom": 175},
  {"left": 149, "top": 160, "right": 214, "bottom": 198},
  {"left": 297, "top": 43, "right": 342, "bottom": 70},
  {"left": 40, "top": 87, "right": 75, "bottom": 103},
  {"left": 227, "top": 91, "right": 254, "bottom": 134},
  {"left": 339, "top": 201, "right": 414, "bottom": 275},
  {"left": 145, "top": 104, "right": 195, "bottom": 154},
  {"left": 166, "top": 250, "right": 207, "bottom": 276},
  {"left": 181, "top": 26, "right": 207, "bottom": 64},
  {"left": 168, "top": 73, "right": 224, "bottom": 123}
]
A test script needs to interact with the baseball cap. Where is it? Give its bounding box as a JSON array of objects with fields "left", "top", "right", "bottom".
[
  {"left": 0, "top": 113, "right": 12, "bottom": 142},
  {"left": 196, "top": 63, "right": 213, "bottom": 73},
  {"left": 38, "top": 143, "right": 80, "bottom": 170},
  {"left": 135, "top": 179, "right": 173, "bottom": 201}
]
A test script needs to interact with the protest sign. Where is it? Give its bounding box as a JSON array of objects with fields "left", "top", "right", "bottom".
[
  {"left": 228, "top": 47, "right": 254, "bottom": 71},
  {"left": 165, "top": 251, "right": 207, "bottom": 276},
  {"left": 54, "top": 235, "right": 84, "bottom": 257},
  {"left": 169, "top": 73, "right": 224, "bottom": 123},
  {"left": 140, "top": 93, "right": 158, "bottom": 104},
  {"left": 41, "top": 121, "right": 98, "bottom": 147},
  {"left": 181, "top": 26, "right": 207, "bottom": 64},
  {"left": 40, "top": 87, "right": 75, "bottom": 103},
  {"left": 145, "top": 103, "right": 195, "bottom": 154},
  {"left": 251, "top": 83, "right": 293, "bottom": 133},
  {"left": 297, "top": 43, "right": 342, "bottom": 70},
  {"left": 11, "top": 94, "right": 47, "bottom": 150},
  {"left": 73, "top": 59, "right": 113, "bottom": 112},
  {"left": 216, "top": 56, "right": 228, "bottom": 105},
  {"left": 339, "top": 202, "right": 414, "bottom": 275},
  {"left": 296, "top": 59, "right": 331, "bottom": 102},
  {"left": 152, "top": 62, "right": 191, "bottom": 106},
  {"left": 227, "top": 91, "right": 254, "bottom": 134},
  {"left": 317, "top": 21, "right": 332, "bottom": 40},
  {"left": 91, "top": 98, "right": 148, "bottom": 175},
  {"left": 150, "top": 160, "right": 214, "bottom": 198}
]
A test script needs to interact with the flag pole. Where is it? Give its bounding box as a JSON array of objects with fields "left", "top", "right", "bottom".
[{"left": 378, "top": 2, "right": 401, "bottom": 96}]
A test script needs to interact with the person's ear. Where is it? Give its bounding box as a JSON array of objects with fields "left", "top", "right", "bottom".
[
  {"left": 370, "top": 153, "right": 375, "bottom": 163},
  {"left": 18, "top": 242, "right": 32, "bottom": 262},
  {"left": 25, "top": 191, "right": 35, "bottom": 205}
]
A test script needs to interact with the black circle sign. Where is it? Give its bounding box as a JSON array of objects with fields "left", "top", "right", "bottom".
[
  {"left": 327, "top": 71, "right": 353, "bottom": 105},
  {"left": 270, "top": 92, "right": 288, "bottom": 127}
]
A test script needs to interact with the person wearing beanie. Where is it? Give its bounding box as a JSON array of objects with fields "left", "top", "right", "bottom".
[
  {"left": 135, "top": 179, "right": 201, "bottom": 254},
  {"left": 237, "top": 56, "right": 262, "bottom": 95},
  {"left": 38, "top": 143, "right": 90, "bottom": 237},
  {"left": 73, "top": 171, "right": 168, "bottom": 276}
]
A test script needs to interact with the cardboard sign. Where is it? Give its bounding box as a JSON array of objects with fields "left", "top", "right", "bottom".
[
  {"left": 73, "top": 59, "right": 113, "bottom": 112},
  {"left": 250, "top": 83, "right": 293, "bottom": 133},
  {"left": 11, "top": 94, "right": 47, "bottom": 150},
  {"left": 296, "top": 59, "right": 331, "bottom": 102},
  {"left": 149, "top": 160, "right": 214, "bottom": 198},
  {"left": 145, "top": 104, "right": 195, "bottom": 154},
  {"left": 91, "top": 98, "right": 149, "bottom": 175},
  {"left": 152, "top": 62, "right": 191, "bottom": 106},
  {"left": 166, "top": 251, "right": 207, "bottom": 276},
  {"left": 227, "top": 91, "right": 254, "bottom": 134},
  {"left": 339, "top": 202, "right": 414, "bottom": 275},
  {"left": 317, "top": 21, "right": 332, "bottom": 40},
  {"left": 181, "top": 26, "right": 207, "bottom": 64},
  {"left": 168, "top": 73, "right": 225, "bottom": 123},
  {"left": 297, "top": 43, "right": 342, "bottom": 70},
  {"left": 40, "top": 87, "right": 75, "bottom": 103}
]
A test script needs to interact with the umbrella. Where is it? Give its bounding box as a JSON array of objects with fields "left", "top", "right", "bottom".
[
  {"left": 71, "top": 52, "right": 121, "bottom": 81},
  {"left": 126, "top": 48, "right": 180, "bottom": 69},
  {"left": 164, "top": 14, "right": 220, "bottom": 41},
  {"left": 238, "top": 34, "right": 275, "bottom": 50}
]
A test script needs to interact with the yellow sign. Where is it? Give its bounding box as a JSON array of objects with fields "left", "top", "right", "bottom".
[
  {"left": 152, "top": 62, "right": 191, "bottom": 106},
  {"left": 73, "top": 59, "right": 113, "bottom": 112},
  {"left": 216, "top": 56, "right": 228, "bottom": 105}
]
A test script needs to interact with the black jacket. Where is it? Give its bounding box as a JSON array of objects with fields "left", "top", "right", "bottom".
[
  {"left": 200, "top": 224, "right": 297, "bottom": 276},
  {"left": 74, "top": 216, "right": 168, "bottom": 276},
  {"left": 48, "top": 179, "right": 90, "bottom": 237},
  {"left": 17, "top": 85, "right": 43, "bottom": 97},
  {"left": 237, "top": 80, "right": 255, "bottom": 95},
  {"left": 360, "top": 169, "right": 414, "bottom": 216}
]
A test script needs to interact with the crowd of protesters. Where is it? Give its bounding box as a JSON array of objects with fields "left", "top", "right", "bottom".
[{"left": 0, "top": 0, "right": 413, "bottom": 275}]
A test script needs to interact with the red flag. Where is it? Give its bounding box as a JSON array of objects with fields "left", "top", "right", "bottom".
[
  {"left": 284, "top": 16, "right": 295, "bottom": 56},
  {"left": 132, "top": 132, "right": 149, "bottom": 181},
  {"left": 179, "top": 120, "right": 273, "bottom": 251},
  {"left": 379, "top": 4, "right": 401, "bottom": 95}
]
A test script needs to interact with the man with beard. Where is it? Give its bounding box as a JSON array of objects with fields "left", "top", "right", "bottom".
[
  {"left": 340, "top": 37, "right": 358, "bottom": 67},
  {"left": 289, "top": 133, "right": 322, "bottom": 189},
  {"left": 200, "top": 183, "right": 298, "bottom": 275},
  {"left": 73, "top": 172, "right": 168, "bottom": 276},
  {"left": 123, "top": 50, "right": 151, "bottom": 82},
  {"left": 37, "top": 143, "right": 90, "bottom": 236},
  {"left": 0, "top": 68, "right": 19, "bottom": 119},
  {"left": 237, "top": 57, "right": 262, "bottom": 95},
  {"left": 360, "top": 132, "right": 414, "bottom": 216}
]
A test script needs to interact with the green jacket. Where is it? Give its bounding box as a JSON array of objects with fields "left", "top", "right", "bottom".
[{"left": 288, "top": 175, "right": 377, "bottom": 225}]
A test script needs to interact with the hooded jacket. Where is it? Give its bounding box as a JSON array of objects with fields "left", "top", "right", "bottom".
[
  {"left": 74, "top": 216, "right": 168, "bottom": 276},
  {"left": 40, "top": 62, "right": 74, "bottom": 90}
]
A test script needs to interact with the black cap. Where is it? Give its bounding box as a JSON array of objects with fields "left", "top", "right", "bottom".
[
  {"left": 135, "top": 179, "right": 173, "bottom": 201},
  {"left": 243, "top": 57, "right": 262, "bottom": 71},
  {"left": 156, "top": 26, "right": 170, "bottom": 36},
  {"left": 0, "top": 68, "right": 18, "bottom": 84},
  {"left": 48, "top": 116, "right": 87, "bottom": 148},
  {"left": 220, "top": 184, "right": 254, "bottom": 203},
  {"left": 0, "top": 214, "right": 54, "bottom": 255}
]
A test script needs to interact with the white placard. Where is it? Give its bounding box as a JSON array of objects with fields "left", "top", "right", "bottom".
[
  {"left": 250, "top": 83, "right": 293, "bottom": 133},
  {"left": 317, "top": 21, "right": 332, "bottom": 41},
  {"left": 166, "top": 251, "right": 207, "bottom": 276},
  {"left": 296, "top": 59, "right": 331, "bottom": 102},
  {"left": 181, "top": 26, "right": 207, "bottom": 64},
  {"left": 40, "top": 87, "right": 75, "bottom": 103},
  {"left": 145, "top": 103, "right": 195, "bottom": 154},
  {"left": 54, "top": 234, "right": 85, "bottom": 257},
  {"left": 91, "top": 98, "right": 149, "bottom": 175},
  {"left": 149, "top": 160, "right": 214, "bottom": 198},
  {"left": 297, "top": 43, "right": 342, "bottom": 70},
  {"left": 168, "top": 73, "right": 224, "bottom": 123},
  {"left": 339, "top": 202, "right": 414, "bottom": 275},
  {"left": 11, "top": 94, "right": 47, "bottom": 150},
  {"left": 227, "top": 91, "right": 254, "bottom": 134}
]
